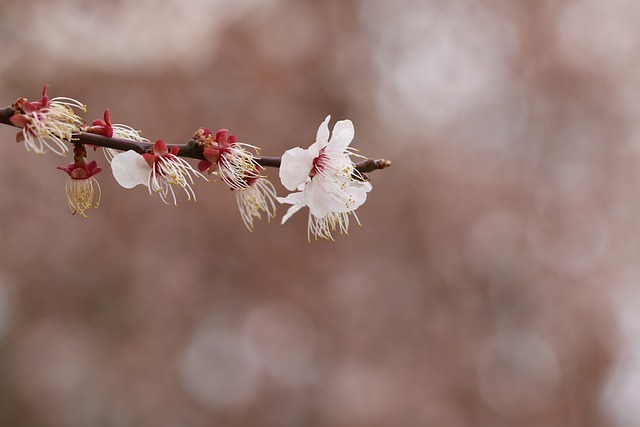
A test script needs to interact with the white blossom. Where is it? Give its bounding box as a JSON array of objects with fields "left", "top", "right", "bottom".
[
  {"left": 111, "top": 141, "right": 206, "bottom": 205},
  {"left": 278, "top": 116, "right": 372, "bottom": 240}
]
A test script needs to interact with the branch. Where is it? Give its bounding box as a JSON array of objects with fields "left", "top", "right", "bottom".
[{"left": 0, "top": 106, "right": 391, "bottom": 173}]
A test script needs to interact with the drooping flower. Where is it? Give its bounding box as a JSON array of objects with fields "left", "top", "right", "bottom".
[
  {"left": 57, "top": 157, "right": 103, "bottom": 217},
  {"left": 10, "top": 84, "right": 85, "bottom": 156},
  {"left": 194, "top": 128, "right": 261, "bottom": 190},
  {"left": 111, "top": 140, "right": 206, "bottom": 205},
  {"left": 86, "top": 109, "right": 149, "bottom": 163},
  {"left": 277, "top": 115, "right": 372, "bottom": 240},
  {"left": 234, "top": 167, "right": 278, "bottom": 230}
]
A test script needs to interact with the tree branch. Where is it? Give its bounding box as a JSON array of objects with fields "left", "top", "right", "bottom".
[{"left": 0, "top": 106, "right": 391, "bottom": 173}]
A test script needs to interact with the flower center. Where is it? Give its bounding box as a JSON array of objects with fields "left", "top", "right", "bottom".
[{"left": 310, "top": 148, "right": 328, "bottom": 178}]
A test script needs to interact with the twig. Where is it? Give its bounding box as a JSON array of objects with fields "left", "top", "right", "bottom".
[{"left": 0, "top": 106, "right": 391, "bottom": 173}]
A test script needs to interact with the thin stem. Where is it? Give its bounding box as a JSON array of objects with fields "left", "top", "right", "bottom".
[{"left": 0, "top": 106, "right": 391, "bottom": 173}]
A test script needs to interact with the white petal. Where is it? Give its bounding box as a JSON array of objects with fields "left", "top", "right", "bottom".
[
  {"left": 330, "top": 181, "right": 372, "bottom": 213},
  {"left": 328, "top": 119, "right": 354, "bottom": 152},
  {"left": 281, "top": 204, "right": 304, "bottom": 224},
  {"left": 277, "top": 192, "right": 306, "bottom": 224},
  {"left": 277, "top": 191, "right": 305, "bottom": 206},
  {"left": 343, "top": 181, "right": 372, "bottom": 211},
  {"left": 304, "top": 180, "right": 336, "bottom": 218},
  {"left": 111, "top": 150, "right": 150, "bottom": 189},
  {"left": 307, "top": 178, "right": 372, "bottom": 216},
  {"left": 312, "top": 115, "right": 331, "bottom": 153},
  {"left": 279, "top": 147, "right": 313, "bottom": 191}
]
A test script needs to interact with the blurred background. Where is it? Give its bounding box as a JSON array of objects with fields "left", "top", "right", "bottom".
[{"left": 0, "top": 0, "right": 638, "bottom": 425}]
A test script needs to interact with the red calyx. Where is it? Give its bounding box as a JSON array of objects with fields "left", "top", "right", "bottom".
[
  {"left": 194, "top": 127, "right": 236, "bottom": 169},
  {"left": 21, "top": 84, "right": 51, "bottom": 114},
  {"left": 86, "top": 109, "right": 114, "bottom": 138},
  {"left": 143, "top": 140, "right": 179, "bottom": 168},
  {"left": 9, "top": 114, "right": 29, "bottom": 128},
  {"left": 57, "top": 159, "right": 103, "bottom": 180}
]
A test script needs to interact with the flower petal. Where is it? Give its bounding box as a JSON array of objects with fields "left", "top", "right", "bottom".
[
  {"left": 277, "top": 191, "right": 305, "bottom": 206},
  {"left": 281, "top": 204, "right": 304, "bottom": 224},
  {"left": 328, "top": 119, "right": 354, "bottom": 152},
  {"left": 305, "top": 178, "right": 372, "bottom": 216},
  {"left": 111, "top": 150, "right": 150, "bottom": 188},
  {"left": 279, "top": 147, "right": 313, "bottom": 191},
  {"left": 309, "top": 115, "right": 331, "bottom": 155},
  {"left": 342, "top": 180, "right": 372, "bottom": 212},
  {"left": 304, "top": 179, "right": 337, "bottom": 217},
  {"left": 277, "top": 192, "right": 306, "bottom": 224}
]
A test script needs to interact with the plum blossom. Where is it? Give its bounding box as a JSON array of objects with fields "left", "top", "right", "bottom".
[
  {"left": 111, "top": 140, "right": 206, "bottom": 205},
  {"left": 235, "top": 168, "right": 278, "bottom": 230},
  {"left": 278, "top": 115, "right": 372, "bottom": 240},
  {"left": 194, "top": 128, "right": 261, "bottom": 190},
  {"left": 86, "top": 109, "right": 149, "bottom": 162},
  {"left": 57, "top": 158, "right": 103, "bottom": 217},
  {"left": 10, "top": 84, "right": 85, "bottom": 156},
  {"left": 192, "top": 129, "right": 275, "bottom": 229}
]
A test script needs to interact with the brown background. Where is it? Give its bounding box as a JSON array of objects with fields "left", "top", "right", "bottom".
[{"left": 0, "top": 0, "right": 638, "bottom": 426}]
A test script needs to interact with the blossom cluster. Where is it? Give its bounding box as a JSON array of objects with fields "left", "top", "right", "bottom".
[{"left": 6, "top": 85, "right": 381, "bottom": 240}]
